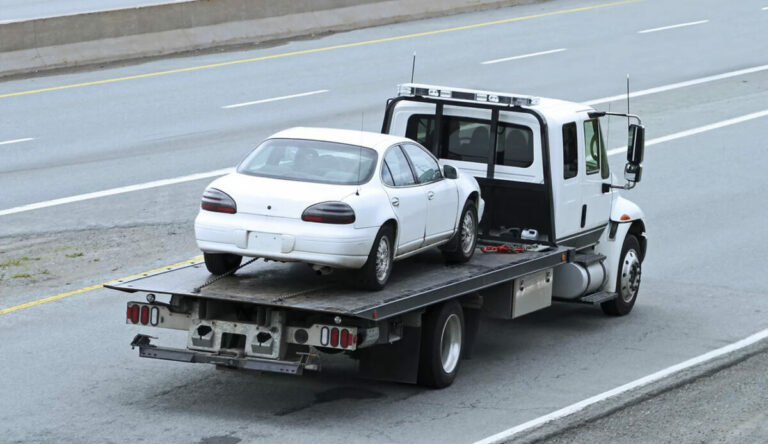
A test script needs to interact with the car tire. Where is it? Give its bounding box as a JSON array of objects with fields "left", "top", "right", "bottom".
[
  {"left": 360, "top": 225, "right": 395, "bottom": 291},
  {"left": 601, "top": 235, "right": 642, "bottom": 316},
  {"left": 418, "top": 300, "right": 464, "bottom": 388},
  {"left": 203, "top": 252, "right": 243, "bottom": 276},
  {"left": 442, "top": 201, "right": 478, "bottom": 263}
]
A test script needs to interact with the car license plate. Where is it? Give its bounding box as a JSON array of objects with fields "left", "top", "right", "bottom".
[{"left": 248, "top": 231, "right": 282, "bottom": 252}]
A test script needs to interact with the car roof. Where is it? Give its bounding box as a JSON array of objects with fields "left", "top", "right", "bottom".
[{"left": 269, "top": 127, "right": 410, "bottom": 152}]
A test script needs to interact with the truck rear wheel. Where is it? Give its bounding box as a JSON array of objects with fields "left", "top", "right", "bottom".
[
  {"left": 418, "top": 300, "right": 464, "bottom": 388},
  {"left": 203, "top": 252, "right": 242, "bottom": 275},
  {"left": 601, "top": 235, "right": 642, "bottom": 316}
]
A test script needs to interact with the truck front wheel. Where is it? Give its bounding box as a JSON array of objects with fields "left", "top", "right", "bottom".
[
  {"left": 601, "top": 235, "right": 642, "bottom": 316},
  {"left": 418, "top": 300, "right": 464, "bottom": 388}
]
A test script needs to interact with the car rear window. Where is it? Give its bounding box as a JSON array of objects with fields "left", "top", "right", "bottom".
[{"left": 237, "top": 138, "right": 378, "bottom": 185}]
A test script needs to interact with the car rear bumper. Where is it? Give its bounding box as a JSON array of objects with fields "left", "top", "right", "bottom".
[{"left": 195, "top": 211, "right": 376, "bottom": 268}]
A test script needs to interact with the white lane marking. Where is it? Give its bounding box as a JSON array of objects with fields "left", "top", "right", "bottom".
[
  {"left": 3, "top": 67, "right": 768, "bottom": 217},
  {"left": 481, "top": 48, "right": 566, "bottom": 65},
  {"left": 638, "top": 19, "right": 709, "bottom": 34},
  {"left": 0, "top": 168, "right": 234, "bottom": 217},
  {"left": 475, "top": 327, "right": 768, "bottom": 444},
  {"left": 607, "top": 109, "right": 768, "bottom": 157},
  {"left": 222, "top": 89, "right": 329, "bottom": 109},
  {"left": 0, "top": 137, "right": 34, "bottom": 146},
  {"left": 584, "top": 64, "right": 768, "bottom": 105}
]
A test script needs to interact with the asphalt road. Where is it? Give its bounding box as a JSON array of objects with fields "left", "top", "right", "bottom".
[
  {"left": 1, "top": 0, "right": 768, "bottom": 442},
  {"left": 0, "top": 0, "right": 189, "bottom": 22}
]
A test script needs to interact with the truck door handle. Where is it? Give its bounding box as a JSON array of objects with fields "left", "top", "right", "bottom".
[
  {"left": 391, "top": 197, "right": 399, "bottom": 207},
  {"left": 427, "top": 191, "right": 435, "bottom": 200}
]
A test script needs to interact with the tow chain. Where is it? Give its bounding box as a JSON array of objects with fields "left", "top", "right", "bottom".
[{"left": 192, "top": 257, "right": 259, "bottom": 293}]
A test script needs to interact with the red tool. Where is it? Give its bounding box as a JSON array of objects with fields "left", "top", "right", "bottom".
[{"left": 480, "top": 245, "right": 524, "bottom": 254}]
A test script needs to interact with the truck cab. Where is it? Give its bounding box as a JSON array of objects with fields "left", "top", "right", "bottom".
[{"left": 383, "top": 84, "right": 647, "bottom": 312}]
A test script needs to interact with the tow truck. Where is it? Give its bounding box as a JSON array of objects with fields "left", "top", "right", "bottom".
[{"left": 108, "top": 84, "right": 647, "bottom": 388}]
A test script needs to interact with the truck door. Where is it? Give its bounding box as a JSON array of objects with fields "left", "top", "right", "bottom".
[
  {"left": 381, "top": 145, "right": 427, "bottom": 254},
  {"left": 401, "top": 143, "right": 458, "bottom": 243},
  {"left": 579, "top": 118, "right": 613, "bottom": 232},
  {"left": 556, "top": 122, "right": 584, "bottom": 239}
]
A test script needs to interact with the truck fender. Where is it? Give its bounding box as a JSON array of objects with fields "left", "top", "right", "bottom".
[
  {"left": 610, "top": 196, "right": 644, "bottom": 223},
  {"left": 594, "top": 220, "right": 647, "bottom": 293}
]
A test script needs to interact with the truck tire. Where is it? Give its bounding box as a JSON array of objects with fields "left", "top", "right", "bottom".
[
  {"left": 360, "top": 225, "right": 394, "bottom": 291},
  {"left": 601, "top": 235, "right": 642, "bottom": 316},
  {"left": 418, "top": 300, "right": 464, "bottom": 388},
  {"left": 203, "top": 252, "right": 242, "bottom": 275},
  {"left": 442, "top": 201, "right": 478, "bottom": 263}
]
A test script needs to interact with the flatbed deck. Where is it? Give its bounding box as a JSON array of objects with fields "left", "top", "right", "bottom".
[{"left": 107, "top": 246, "right": 569, "bottom": 321}]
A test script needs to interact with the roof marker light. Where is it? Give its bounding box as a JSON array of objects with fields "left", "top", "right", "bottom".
[{"left": 397, "top": 83, "right": 540, "bottom": 107}]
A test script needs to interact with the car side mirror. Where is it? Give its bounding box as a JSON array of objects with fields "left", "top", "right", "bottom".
[
  {"left": 443, "top": 164, "right": 458, "bottom": 179},
  {"left": 625, "top": 124, "right": 645, "bottom": 183}
]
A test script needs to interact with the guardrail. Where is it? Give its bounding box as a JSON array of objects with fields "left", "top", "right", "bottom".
[{"left": 0, "top": 0, "right": 533, "bottom": 78}]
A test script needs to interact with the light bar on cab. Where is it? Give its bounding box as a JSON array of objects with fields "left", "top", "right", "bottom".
[{"left": 397, "top": 83, "right": 540, "bottom": 107}]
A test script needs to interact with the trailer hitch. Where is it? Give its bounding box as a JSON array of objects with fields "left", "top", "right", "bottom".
[{"left": 130, "top": 334, "right": 156, "bottom": 349}]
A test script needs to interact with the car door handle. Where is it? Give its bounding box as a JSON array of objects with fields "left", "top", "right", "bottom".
[
  {"left": 391, "top": 197, "right": 399, "bottom": 207},
  {"left": 427, "top": 191, "right": 435, "bottom": 200}
]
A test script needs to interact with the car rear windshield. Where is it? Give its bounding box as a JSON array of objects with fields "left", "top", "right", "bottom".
[{"left": 237, "top": 138, "right": 378, "bottom": 185}]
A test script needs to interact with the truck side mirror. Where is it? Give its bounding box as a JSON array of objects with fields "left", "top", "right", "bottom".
[
  {"left": 627, "top": 124, "right": 645, "bottom": 164},
  {"left": 625, "top": 124, "right": 645, "bottom": 183},
  {"left": 443, "top": 164, "right": 458, "bottom": 179}
]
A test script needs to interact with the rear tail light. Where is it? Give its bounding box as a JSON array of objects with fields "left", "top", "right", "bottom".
[
  {"left": 140, "top": 306, "right": 150, "bottom": 325},
  {"left": 127, "top": 304, "right": 139, "bottom": 324},
  {"left": 330, "top": 328, "right": 339, "bottom": 347},
  {"left": 302, "top": 202, "right": 355, "bottom": 224},
  {"left": 340, "top": 329, "right": 349, "bottom": 348},
  {"left": 201, "top": 188, "right": 237, "bottom": 214}
]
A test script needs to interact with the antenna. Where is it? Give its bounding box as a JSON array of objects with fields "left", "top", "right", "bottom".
[
  {"left": 356, "top": 112, "right": 364, "bottom": 196},
  {"left": 410, "top": 52, "right": 416, "bottom": 83},
  {"left": 626, "top": 74, "right": 631, "bottom": 134}
]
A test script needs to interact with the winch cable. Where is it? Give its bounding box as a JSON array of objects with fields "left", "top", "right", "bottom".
[{"left": 192, "top": 257, "right": 259, "bottom": 293}]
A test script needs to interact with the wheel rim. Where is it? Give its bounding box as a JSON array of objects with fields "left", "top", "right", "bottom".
[
  {"left": 375, "top": 236, "right": 391, "bottom": 283},
  {"left": 620, "top": 249, "right": 641, "bottom": 303},
  {"left": 439, "top": 313, "right": 462, "bottom": 374},
  {"left": 460, "top": 211, "right": 476, "bottom": 255}
]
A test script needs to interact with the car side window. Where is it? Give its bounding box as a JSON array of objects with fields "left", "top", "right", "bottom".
[
  {"left": 401, "top": 144, "right": 442, "bottom": 184},
  {"left": 383, "top": 146, "right": 416, "bottom": 186},
  {"left": 381, "top": 161, "right": 395, "bottom": 186}
]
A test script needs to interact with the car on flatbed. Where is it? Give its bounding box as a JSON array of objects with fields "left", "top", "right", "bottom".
[
  {"left": 110, "top": 83, "right": 648, "bottom": 388},
  {"left": 195, "top": 127, "right": 484, "bottom": 290}
]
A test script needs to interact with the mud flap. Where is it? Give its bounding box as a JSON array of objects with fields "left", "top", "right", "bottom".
[{"left": 357, "top": 326, "right": 421, "bottom": 384}]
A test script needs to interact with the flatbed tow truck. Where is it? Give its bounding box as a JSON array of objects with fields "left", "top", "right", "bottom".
[{"left": 108, "top": 84, "right": 648, "bottom": 388}]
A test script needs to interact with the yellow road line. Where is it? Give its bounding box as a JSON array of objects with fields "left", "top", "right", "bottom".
[
  {"left": 0, "top": 0, "right": 640, "bottom": 99},
  {"left": 0, "top": 256, "right": 202, "bottom": 315}
]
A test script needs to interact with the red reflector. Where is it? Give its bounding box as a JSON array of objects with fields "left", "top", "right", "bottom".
[
  {"left": 330, "top": 328, "right": 339, "bottom": 347},
  {"left": 302, "top": 215, "right": 323, "bottom": 222},
  {"left": 126, "top": 305, "right": 131, "bottom": 320},
  {"left": 130, "top": 305, "right": 139, "bottom": 324},
  {"left": 140, "top": 306, "right": 149, "bottom": 325},
  {"left": 340, "top": 329, "right": 349, "bottom": 348}
]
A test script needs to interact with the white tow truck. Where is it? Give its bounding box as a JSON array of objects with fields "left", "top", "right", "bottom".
[{"left": 109, "top": 84, "right": 647, "bottom": 388}]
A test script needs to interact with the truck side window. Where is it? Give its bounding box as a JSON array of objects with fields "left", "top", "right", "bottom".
[
  {"left": 562, "top": 122, "right": 578, "bottom": 179},
  {"left": 406, "top": 114, "right": 533, "bottom": 168},
  {"left": 496, "top": 125, "right": 533, "bottom": 168},
  {"left": 583, "top": 119, "right": 601, "bottom": 175},
  {"left": 384, "top": 146, "right": 416, "bottom": 186}
]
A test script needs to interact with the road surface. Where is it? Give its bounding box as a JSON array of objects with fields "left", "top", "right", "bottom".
[{"left": 1, "top": 0, "right": 768, "bottom": 442}]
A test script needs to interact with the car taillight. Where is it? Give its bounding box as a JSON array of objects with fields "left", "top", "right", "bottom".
[
  {"left": 201, "top": 188, "right": 237, "bottom": 214},
  {"left": 302, "top": 202, "right": 355, "bottom": 224}
]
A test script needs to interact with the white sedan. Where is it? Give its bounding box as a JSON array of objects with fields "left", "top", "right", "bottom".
[{"left": 195, "top": 127, "right": 484, "bottom": 290}]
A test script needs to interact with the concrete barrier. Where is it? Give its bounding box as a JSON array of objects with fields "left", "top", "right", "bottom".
[{"left": 0, "top": 0, "right": 538, "bottom": 78}]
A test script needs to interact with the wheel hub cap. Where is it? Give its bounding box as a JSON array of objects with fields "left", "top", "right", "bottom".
[
  {"left": 440, "top": 314, "right": 462, "bottom": 374},
  {"left": 620, "top": 249, "right": 641, "bottom": 303},
  {"left": 460, "top": 212, "right": 476, "bottom": 255},
  {"left": 375, "top": 237, "right": 391, "bottom": 283}
]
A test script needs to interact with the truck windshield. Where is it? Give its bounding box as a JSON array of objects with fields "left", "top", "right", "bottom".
[{"left": 237, "top": 138, "right": 378, "bottom": 185}]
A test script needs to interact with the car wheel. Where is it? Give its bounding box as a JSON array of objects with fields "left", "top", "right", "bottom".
[
  {"left": 203, "top": 252, "right": 243, "bottom": 276},
  {"left": 601, "top": 235, "right": 642, "bottom": 316},
  {"left": 360, "top": 225, "right": 394, "bottom": 291},
  {"left": 442, "top": 201, "right": 478, "bottom": 263},
  {"left": 418, "top": 300, "right": 464, "bottom": 388}
]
